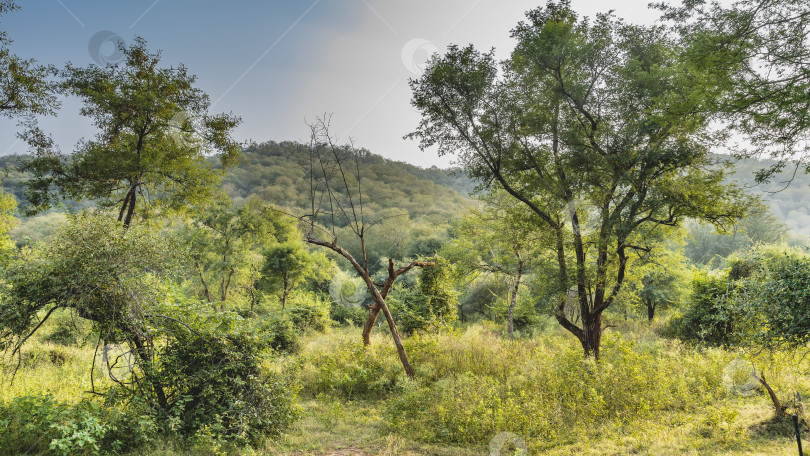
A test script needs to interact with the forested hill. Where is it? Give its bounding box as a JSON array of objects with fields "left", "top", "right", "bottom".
[
  {"left": 3, "top": 146, "right": 810, "bottom": 237},
  {"left": 219, "top": 141, "right": 474, "bottom": 222},
  {"left": 0, "top": 142, "right": 474, "bottom": 218}
]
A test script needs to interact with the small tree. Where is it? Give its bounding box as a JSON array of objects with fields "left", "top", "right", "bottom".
[
  {"left": 446, "top": 192, "right": 550, "bottom": 337},
  {"left": 183, "top": 197, "right": 296, "bottom": 311},
  {"left": 260, "top": 240, "right": 314, "bottom": 310},
  {"left": 22, "top": 38, "right": 241, "bottom": 226},
  {"left": 301, "top": 116, "right": 434, "bottom": 377}
]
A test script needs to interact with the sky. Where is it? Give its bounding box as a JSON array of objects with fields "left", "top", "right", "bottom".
[{"left": 0, "top": 0, "right": 666, "bottom": 168}]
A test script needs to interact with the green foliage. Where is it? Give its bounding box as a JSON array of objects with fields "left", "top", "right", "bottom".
[
  {"left": 152, "top": 308, "right": 299, "bottom": 445},
  {"left": 684, "top": 201, "right": 789, "bottom": 266},
  {"left": 671, "top": 245, "right": 810, "bottom": 350},
  {"left": 181, "top": 197, "right": 297, "bottom": 309},
  {"left": 0, "top": 1, "right": 58, "bottom": 121},
  {"left": 1, "top": 211, "right": 177, "bottom": 352},
  {"left": 386, "top": 332, "right": 725, "bottom": 446},
  {"left": 284, "top": 291, "right": 331, "bottom": 333},
  {"left": 291, "top": 326, "right": 727, "bottom": 448},
  {"left": 0, "top": 178, "right": 18, "bottom": 265},
  {"left": 737, "top": 249, "right": 810, "bottom": 349},
  {"left": 260, "top": 240, "right": 315, "bottom": 308},
  {"left": 0, "top": 394, "right": 154, "bottom": 456},
  {"left": 294, "top": 336, "right": 401, "bottom": 399},
  {"left": 663, "top": 0, "right": 810, "bottom": 177},
  {"left": 21, "top": 38, "right": 241, "bottom": 225},
  {"left": 389, "top": 258, "right": 458, "bottom": 334},
  {"left": 668, "top": 271, "right": 749, "bottom": 346},
  {"left": 43, "top": 310, "right": 91, "bottom": 346},
  {"left": 1, "top": 212, "right": 298, "bottom": 444}
]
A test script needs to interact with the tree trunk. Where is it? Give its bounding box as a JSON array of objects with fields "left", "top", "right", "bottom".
[
  {"left": 362, "top": 304, "right": 382, "bottom": 346},
  {"left": 306, "top": 239, "right": 416, "bottom": 377},
  {"left": 646, "top": 299, "right": 656, "bottom": 322},
  {"left": 361, "top": 258, "right": 433, "bottom": 346},
  {"left": 131, "top": 333, "right": 167, "bottom": 411},
  {"left": 375, "top": 294, "right": 415, "bottom": 377},
  {"left": 507, "top": 262, "right": 523, "bottom": 339},
  {"left": 580, "top": 312, "right": 603, "bottom": 359},
  {"left": 123, "top": 185, "right": 137, "bottom": 227},
  {"left": 753, "top": 370, "right": 785, "bottom": 416}
]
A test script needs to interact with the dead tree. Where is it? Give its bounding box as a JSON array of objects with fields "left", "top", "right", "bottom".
[{"left": 301, "top": 115, "right": 432, "bottom": 377}]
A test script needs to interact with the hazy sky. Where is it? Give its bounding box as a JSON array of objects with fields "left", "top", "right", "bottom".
[{"left": 1, "top": 0, "right": 665, "bottom": 168}]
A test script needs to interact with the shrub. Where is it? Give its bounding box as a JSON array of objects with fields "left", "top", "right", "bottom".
[
  {"left": 0, "top": 395, "right": 155, "bottom": 456},
  {"left": 136, "top": 307, "right": 300, "bottom": 445},
  {"left": 261, "top": 314, "right": 300, "bottom": 353},
  {"left": 389, "top": 258, "right": 458, "bottom": 335},
  {"left": 329, "top": 300, "right": 367, "bottom": 326},
  {"left": 286, "top": 291, "right": 331, "bottom": 333},
  {"left": 667, "top": 271, "right": 748, "bottom": 345}
]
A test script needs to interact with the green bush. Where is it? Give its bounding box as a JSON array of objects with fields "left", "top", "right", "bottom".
[
  {"left": 669, "top": 246, "right": 810, "bottom": 349},
  {"left": 262, "top": 314, "right": 300, "bottom": 353},
  {"left": 389, "top": 258, "right": 458, "bottom": 335},
  {"left": 146, "top": 310, "right": 300, "bottom": 445},
  {"left": 0, "top": 395, "right": 155, "bottom": 456},
  {"left": 667, "top": 272, "right": 748, "bottom": 346},
  {"left": 329, "top": 300, "right": 367, "bottom": 326},
  {"left": 286, "top": 291, "right": 331, "bottom": 333},
  {"left": 744, "top": 253, "right": 810, "bottom": 348}
]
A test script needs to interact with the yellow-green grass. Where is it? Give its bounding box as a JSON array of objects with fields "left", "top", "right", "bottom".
[{"left": 3, "top": 318, "right": 810, "bottom": 455}]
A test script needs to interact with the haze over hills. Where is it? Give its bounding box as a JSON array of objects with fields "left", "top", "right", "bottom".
[
  {"left": 729, "top": 158, "right": 810, "bottom": 237},
  {"left": 1, "top": 146, "right": 809, "bottom": 237}
]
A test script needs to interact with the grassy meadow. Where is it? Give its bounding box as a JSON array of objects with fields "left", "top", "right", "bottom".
[{"left": 3, "top": 310, "right": 809, "bottom": 455}]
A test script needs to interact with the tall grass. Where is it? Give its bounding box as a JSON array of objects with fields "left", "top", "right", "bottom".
[{"left": 288, "top": 323, "right": 810, "bottom": 451}]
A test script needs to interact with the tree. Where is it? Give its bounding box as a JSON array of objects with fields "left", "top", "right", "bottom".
[
  {"left": 659, "top": 0, "right": 810, "bottom": 181},
  {"left": 182, "top": 197, "right": 296, "bottom": 312},
  {"left": 302, "top": 116, "right": 434, "bottom": 377},
  {"left": 633, "top": 244, "right": 691, "bottom": 322},
  {"left": 0, "top": 1, "right": 58, "bottom": 120},
  {"left": 446, "top": 192, "right": 550, "bottom": 337},
  {"left": 259, "top": 240, "right": 314, "bottom": 310},
  {"left": 0, "top": 212, "right": 297, "bottom": 440},
  {"left": 408, "top": 1, "right": 747, "bottom": 357},
  {"left": 0, "top": 212, "right": 177, "bottom": 401},
  {"left": 21, "top": 38, "right": 241, "bottom": 226}
]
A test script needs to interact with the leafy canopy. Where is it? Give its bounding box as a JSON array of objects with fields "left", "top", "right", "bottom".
[
  {"left": 22, "top": 38, "right": 241, "bottom": 225},
  {"left": 408, "top": 0, "right": 748, "bottom": 355}
]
